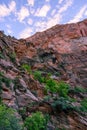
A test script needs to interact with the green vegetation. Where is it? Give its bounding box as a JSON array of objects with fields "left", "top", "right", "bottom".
[
  {"left": 80, "top": 98, "right": 87, "bottom": 112},
  {"left": 56, "top": 81, "right": 70, "bottom": 97},
  {"left": 33, "top": 71, "right": 45, "bottom": 83},
  {"left": 33, "top": 71, "right": 51, "bottom": 83},
  {"left": 21, "top": 64, "right": 32, "bottom": 74},
  {"left": 56, "top": 128, "right": 66, "bottom": 130},
  {"left": 9, "top": 52, "right": 16, "bottom": 62},
  {"left": 70, "top": 86, "right": 87, "bottom": 94},
  {"left": 0, "top": 51, "right": 4, "bottom": 59},
  {"left": 19, "top": 107, "right": 26, "bottom": 120},
  {"left": 0, "top": 104, "right": 22, "bottom": 130},
  {"left": 0, "top": 72, "right": 12, "bottom": 92},
  {"left": 24, "top": 112, "right": 48, "bottom": 130},
  {"left": 45, "top": 79, "right": 58, "bottom": 93},
  {"left": 52, "top": 97, "right": 74, "bottom": 112},
  {"left": 45, "top": 80, "right": 70, "bottom": 97},
  {"left": 33, "top": 70, "right": 70, "bottom": 97}
]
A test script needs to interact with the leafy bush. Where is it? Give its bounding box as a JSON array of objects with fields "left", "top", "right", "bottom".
[
  {"left": 0, "top": 72, "right": 12, "bottom": 93},
  {"left": 56, "top": 128, "right": 66, "bottom": 130},
  {"left": 80, "top": 98, "right": 87, "bottom": 112},
  {"left": 0, "top": 72, "right": 12, "bottom": 88},
  {"left": 0, "top": 51, "right": 4, "bottom": 59},
  {"left": 56, "top": 81, "right": 70, "bottom": 97},
  {"left": 69, "top": 86, "right": 87, "bottom": 94},
  {"left": 45, "top": 79, "right": 58, "bottom": 93},
  {"left": 52, "top": 97, "right": 74, "bottom": 112},
  {"left": 34, "top": 71, "right": 69, "bottom": 97},
  {"left": 21, "top": 64, "right": 32, "bottom": 74},
  {"left": 0, "top": 104, "right": 22, "bottom": 130},
  {"left": 24, "top": 112, "right": 48, "bottom": 130},
  {"left": 19, "top": 107, "right": 26, "bottom": 120},
  {"left": 45, "top": 80, "right": 70, "bottom": 97},
  {"left": 9, "top": 52, "right": 16, "bottom": 62},
  {"left": 33, "top": 71, "right": 45, "bottom": 83}
]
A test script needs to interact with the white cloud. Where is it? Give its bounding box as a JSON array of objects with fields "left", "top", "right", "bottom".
[
  {"left": 27, "top": 18, "right": 33, "bottom": 25},
  {"left": 0, "top": 1, "right": 16, "bottom": 18},
  {"left": 35, "top": 4, "right": 51, "bottom": 17},
  {"left": 7, "top": 29, "right": 12, "bottom": 34},
  {"left": 45, "top": 0, "right": 73, "bottom": 27},
  {"left": 29, "top": 7, "right": 35, "bottom": 14},
  {"left": 9, "top": 1, "right": 16, "bottom": 12},
  {"left": 58, "top": 0, "right": 73, "bottom": 13},
  {"left": 19, "top": 28, "right": 33, "bottom": 38},
  {"left": 51, "top": 9, "right": 56, "bottom": 16},
  {"left": 58, "top": 0, "right": 63, "bottom": 4},
  {"left": 35, "top": 0, "right": 73, "bottom": 31},
  {"left": 35, "top": 13, "right": 61, "bottom": 33},
  {"left": 46, "top": 14, "right": 61, "bottom": 29},
  {"left": 6, "top": 24, "right": 11, "bottom": 28},
  {"left": 17, "top": 6, "right": 29, "bottom": 22},
  {"left": 45, "top": 0, "right": 50, "bottom": 2},
  {"left": 27, "top": 0, "right": 34, "bottom": 6},
  {"left": 84, "top": 10, "right": 87, "bottom": 16},
  {"left": 69, "top": 5, "right": 87, "bottom": 23},
  {"left": 6, "top": 24, "right": 12, "bottom": 34}
]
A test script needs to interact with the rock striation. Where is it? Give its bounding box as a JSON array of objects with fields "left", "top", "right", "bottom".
[
  {"left": 25, "top": 19, "right": 87, "bottom": 88},
  {"left": 0, "top": 19, "right": 87, "bottom": 130}
]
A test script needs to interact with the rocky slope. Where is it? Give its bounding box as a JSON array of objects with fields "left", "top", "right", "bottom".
[{"left": 0, "top": 19, "right": 87, "bottom": 130}]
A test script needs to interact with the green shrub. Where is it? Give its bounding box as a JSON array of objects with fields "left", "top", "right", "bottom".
[
  {"left": 21, "top": 64, "right": 32, "bottom": 74},
  {"left": 80, "top": 98, "right": 87, "bottom": 112},
  {"left": 19, "top": 107, "right": 26, "bottom": 120},
  {"left": 56, "top": 81, "right": 70, "bottom": 97},
  {"left": 9, "top": 52, "right": 16, "bottom": 62},
  {"left": 24, "top": 112, "right": 48, "bottom": 130},
  {"left": 0, "top": 72, "right": 12, "bottom": 88},
  {"left": 33, "top": 71, "right": 45, "bottom": 83},
  {"left": 45, "top": 79, "right": 58, "bottom": 93},
  {"left": 70, "top": 86, "right": 87, "bottom": 94},
  {"left": 56, "top": 128, "right": 66, "bottom": 130},
  {"left": 52, "top": 97, "right": 74, "bottom": 112},
  {"left": 34, "top": 71, "right": 69, "bottom": 97},
  {"left": 43, "top": 95, "right": 52, "bottom": 102},
  {"left": 45, "top": 80, "right": 70, "bottom": 97},
  {"left": 0, "top": 104, "right": 22, "bottom": 130},
  {"left": 0, "top": 51, "right": 4, "bottom": 59}
]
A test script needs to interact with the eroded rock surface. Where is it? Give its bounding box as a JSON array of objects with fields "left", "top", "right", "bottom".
[{"left": 0, "top": 19, "right": 87, "bottom": 130}]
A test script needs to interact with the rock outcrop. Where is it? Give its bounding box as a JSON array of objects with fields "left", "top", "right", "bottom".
[
  {"left": 14, "top": 19, "right": 87, "bottom": 88},
  {"left": 0, "top": 19, "right": 87, "bottom": 130}
]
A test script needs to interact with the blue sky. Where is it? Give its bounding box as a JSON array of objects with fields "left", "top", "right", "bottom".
[{"left": 0, "top": 0, "right": 87, "bottom": 39}]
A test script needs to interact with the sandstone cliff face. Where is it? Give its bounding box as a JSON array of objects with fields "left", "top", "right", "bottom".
[
  {"left": 0, "top": 19, "right": 87, "bottom": 130},
  {"left": 25, "top": 19, "right": 87, "bottom": 87}
]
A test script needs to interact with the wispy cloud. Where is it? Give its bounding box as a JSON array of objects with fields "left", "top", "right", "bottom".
[
  {"left": 27, "top": 18, "right": 33, "bottom": 25},
  {"left": 69, "top": 5, "right": 87, "bottom": 23},
  {"left": 6, "top": 24, "right": 13, "bottom": 34},
  {"left": 0, "top": 1, "right": 16, "bottom": 18},
  {"left": 19, "top": 28, "right": 33, "bottom": 38},
  {"left": 35, "top": 0, "right": 73, "bottom": 31},
  {"left": 58, "top": 0, "right": 73, "bottom": 13},
  {"left": 45, "top": 0, "right": 50, "bottom": 2},
  {"left": 35, "top": 4, "right": 51, "bottom": 17},
  {"left": 85, "top": 10, "right": 87, "bottom": 16},
  {"left": 51, "top": 9, "right": 56, "bottom": 16},
  {"left": 9, "top": 1, "right": 16, "bottom": 12},
  {"left": 46, "top": 14, "right": 61, "bottom": 28},
  {"left": 49, "top": 0, "right": 74, "bottom": 26},
  {"left": 58, "top": 0, "right": 64, "bottom": 4},
  {"left": 34, "top": 13, "right": 61, "bottom": 33},
  {"left": 27, "top": 0, "right": 34, "bottom": 6},
  {"left": 19, "top": 0, "right": 74, "bottom": 38},
  {"left": 17, "top": 6, "right": 29, "bottom": 22}
]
